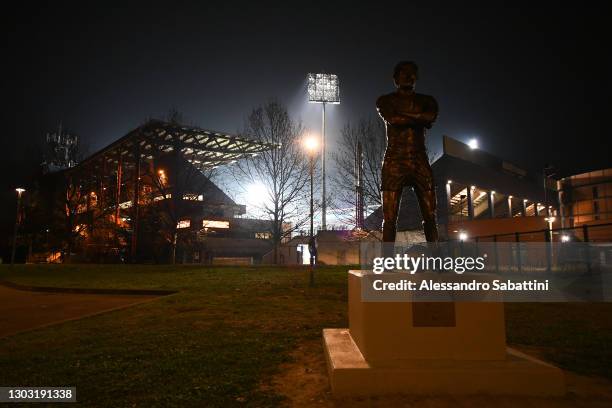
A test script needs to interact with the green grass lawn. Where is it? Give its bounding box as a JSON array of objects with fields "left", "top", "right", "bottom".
[{"left": 1, "top": 264, "right": 611, "bottom": 407}]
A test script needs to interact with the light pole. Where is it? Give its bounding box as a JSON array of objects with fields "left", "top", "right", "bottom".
[
  {"left": 303, "top": 135, "right": 319, "bottom": 285},
  {"left": 545, "top": 216, "right": 555, "bottom": 241},
  {"left": 543, "top": 165, "right": 555, "bottom": 217},
  {"left": 309, "top": 154, "right": 314, "bottom": 246},
  {"left": 11, "top": 188, "right": 26, "bottom": 265},
  {"left": 307, "top": 73, "right": 340, "bottom": 231}
]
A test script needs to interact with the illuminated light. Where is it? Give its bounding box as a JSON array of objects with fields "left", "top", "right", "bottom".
[
  {"left": 74, "top": 224, "right": 88, "bottom": 237},
  {"left": 153, "top": 193, "right": 172, "bottom": 202},
  {"left": 247, "top": 182, "right": 268, "bottom": 206},
  {"left": 303, "top": 135, "right": 320, "bottom": 152},
  {"left": 76, "top": 203, "right": 88, "bottom": 214},
  {"left": 470, "top": 185, "right": 476, "bottom": 190},
  {"left": 177, "top": 219, "right": 191, "bottom": 229},
  {"left": 491, "top": 190, "right": 496, "bottom": 195},
  {"left": 523, "top": 198, "right": 528, "bottom": 202},
  {"left": 508, "top": 195, "right": 513, "bottom": 199},
  {"left": 15, "top": 187, "right": 25, "bottom": 194},
  {"left": 307, "top": 73, "right": 340, "bottom": 104},
  {"left": 459, "top": 232, "right": 468, "bottom": 241},
  {"left": 545, "top": 216, "right": 556, "bottom": 223},
  {"left": 183, "top": 193, "right": 204, "bottom": 201},
  {"left": 467, "top": 138, "right": 479, "bottom": 149},
  {"left": 561, "top": 235, "right": 570, "bottom": 243},
  {"left": 202, "top": 220, "right": 230, "bottom": 229},
  {"left": 158, "top": 169, "right": 168, "bottom": 185},
  {"left": 46, "top": 251, "right": 62, "bottom": 263},
  {"left": 447, "top": 180, "right": 452, "bottom": 184}
]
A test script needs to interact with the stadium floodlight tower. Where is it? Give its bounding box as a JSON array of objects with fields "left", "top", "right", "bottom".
[{"left": 307, "top": 72, "right": 340, "bottom": 230}]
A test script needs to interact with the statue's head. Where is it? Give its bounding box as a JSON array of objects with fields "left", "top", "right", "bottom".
[{"left": 393, "top": 61, "right": 418, "bottom": 90}]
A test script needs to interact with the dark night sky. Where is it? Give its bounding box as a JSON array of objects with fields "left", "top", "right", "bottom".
[{"left": 1, "top": 2, "right": 610, "bottom": 214}]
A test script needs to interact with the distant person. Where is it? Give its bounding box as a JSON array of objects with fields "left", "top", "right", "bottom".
[{"left": 308, "top": 236, "right": 318, "bottom": 265}]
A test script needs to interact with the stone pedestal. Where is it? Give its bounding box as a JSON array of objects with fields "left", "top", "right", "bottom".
[{"left": 323, "top": 270, "right": 565, "bottom": 396}]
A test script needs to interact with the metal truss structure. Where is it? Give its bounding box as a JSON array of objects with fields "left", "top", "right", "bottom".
[
  {"left": 73, "top": 119, "right": 279, "bottom": 174},
  {"left": 64, "top": 120, "right": 279, "bottom": 260}
]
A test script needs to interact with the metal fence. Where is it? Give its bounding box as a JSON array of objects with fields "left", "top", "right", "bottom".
[
  {"left": 470, "top": 222, "right": 612, "bottom": 244},
  {"left": 450, "top": 223, "right": 612, "bottom": 274}
]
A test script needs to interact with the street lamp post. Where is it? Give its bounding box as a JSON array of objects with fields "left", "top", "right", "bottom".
[
  {"left": 544, "top": 215, "right": 555, "bottom": 272},
  {"left": 310, "top": 154, "right": 314, "bottom": 245},
  {"left": 543, "top": 165, "right": 555, "bottom": 217},
  {"left": 545, "top": 216, "right": 555, "bottom": 242},
  {"left": 11, "top": 188, "right": 26, "bottom": 265},
  {"left": 303, "top": 135, "right": 319, "bottom": 286},
  {"left": 307, "top": 73, "right": 340, "bottom": 231}
]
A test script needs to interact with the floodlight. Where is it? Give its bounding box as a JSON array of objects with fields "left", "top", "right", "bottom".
[
  {"left": 303, "top": 135, "right": 319, "bottom": 153},
  {"left": 467, "top": 138, "right": 478, "bottom": 149},
  {"left": 459, "top": 232, "right": 468, "bottom": 241},
  {"left": 307, "top": 73, "right": 340, "bottom": 104}
]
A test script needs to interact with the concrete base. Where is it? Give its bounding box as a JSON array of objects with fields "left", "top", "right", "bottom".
[
  {"left": 323, "top": 328, "right": 565, "bottom": 397},
  {"left": 349, "top": 271, "right": 507, "bottom": 363}
]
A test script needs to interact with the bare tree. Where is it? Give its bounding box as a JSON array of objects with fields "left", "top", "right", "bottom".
[
  {"left": 139, "top": 152, "right": 216, "bottom": 264},
  {"left": 52, "top": 170, "right": 122, "bottom": 262},
  {"left": 231, "top": 100, "right": 313, "bottom": 263},
  {"left": 133, "top": 110, "right": 224, "bottom": 264},
  {"left": 330, "top": 117, "right": 386, "bottom": 228}
]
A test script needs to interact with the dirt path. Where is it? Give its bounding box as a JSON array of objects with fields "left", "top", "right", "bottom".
[
  {"left": 266, "top": 339, "right": 612, "bottom": 408},
  {"left": 0, "top": 285, "right": 158, "bottom": 338}
]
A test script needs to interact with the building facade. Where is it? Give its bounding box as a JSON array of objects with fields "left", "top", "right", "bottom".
[
  {"left": 31, "top": 120, "right": 280, "bottom": 264},
  {"left": 557, "top": 168, "right": 612, "bottom": 242},
  {"left": 365, "top": 135, "right": 559, "bottom": 242}
]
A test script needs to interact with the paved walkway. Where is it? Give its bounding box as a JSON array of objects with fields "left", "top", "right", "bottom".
[{"left": 0, "top": 285, "right": 158, "bottom": 338}]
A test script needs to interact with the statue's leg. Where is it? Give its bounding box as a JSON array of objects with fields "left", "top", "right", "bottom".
[
  {"left": 414, "top": 183, "right": 439, "bottom": 243},
  {"left": 382, "top": 190, "right": 401, "bottom": 243}
]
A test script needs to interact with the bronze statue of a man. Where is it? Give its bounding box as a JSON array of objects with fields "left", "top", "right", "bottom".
[{"left": 377, "top": 61, "right": 439, "bottom": 242}]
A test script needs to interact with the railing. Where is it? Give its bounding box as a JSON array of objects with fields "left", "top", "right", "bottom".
[
  {"left": 449, "top": 223, "right": 612, "bottom": 274},
  {"left": 467, "top": 222, "right": 612, "bottom": 244}
]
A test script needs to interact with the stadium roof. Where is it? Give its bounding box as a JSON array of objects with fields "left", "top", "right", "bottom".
[{"left": 70, "top": 119, "right": 279, "bottom": 172}]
